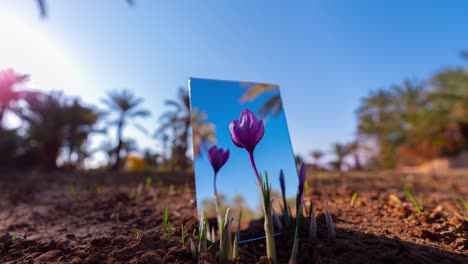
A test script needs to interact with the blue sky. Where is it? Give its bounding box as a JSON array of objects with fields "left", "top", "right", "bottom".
[
  {"left": 1, "top": 1, "right": 468, "bottom": 164},
  {"left": 190, "top": 78, "right": 298, "bottom": 212}
]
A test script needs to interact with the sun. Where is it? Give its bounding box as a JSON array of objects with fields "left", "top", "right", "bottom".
[{"left": 0, "top": 11, "right": 80, "bottom": 93}]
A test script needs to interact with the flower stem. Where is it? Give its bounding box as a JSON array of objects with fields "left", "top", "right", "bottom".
[
  {"left": 264, "top": 206, "right": 277, "bottom": 264},
  {"left": 213, "top": 172, "right": 223, "bottom": 237},
  {"left": 248, "top": 151, "right": 262, "bottom": 189}
]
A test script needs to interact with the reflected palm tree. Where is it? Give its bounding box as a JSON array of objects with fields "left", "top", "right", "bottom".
[
  {"left": 239, "top": 82, "right": 282, "bottom": 120},
  {"left": 101, "top": 89, "right": 150, "bottom": 171},
  {"left": 191, "top": 107, "right": 216, "bottom": 158}
]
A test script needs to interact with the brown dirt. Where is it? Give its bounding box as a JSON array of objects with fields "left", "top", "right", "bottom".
[{"left": 0, "top": 171, "right": 467, "bottom": 263}]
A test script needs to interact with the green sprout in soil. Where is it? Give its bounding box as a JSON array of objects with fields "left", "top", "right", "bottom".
[
  {"left": 403, "top": 186, "right": 422, "bottom": 214},
  {"left": 163, "top": 204, "right": 171, "bottom": 239},
  {"left": 96, "top": 185, "right": 102, "bottom": 196},
  {"left": 69, "top": 184, "right": 77, "bottom": 200},
  {"left": 350, "top": 191, "right": 358, "bottom": 208},
  {"left": 12, "top": 236, "right": 24, "bottom": 241},
  {"left": 145, "top": 176, "right": 152, "bottom": 189},
  {"left": 135, "top": 229, "right": 141, "bottom": 240},
  {"left": 457, "top": 197, "right": 468, "bottom": 220},
  {"left": 115, "top": 214, "right": 120, "bottom": 238},
  {"left": 181, "top": 223, "right": 185, "bottom": 247}
]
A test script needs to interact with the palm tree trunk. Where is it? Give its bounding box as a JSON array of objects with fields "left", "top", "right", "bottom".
[
  {"left": 354, "top": 153, "right": 362, "bottom": 171},
  {"left": 112, "top": 119, "right": 124, "bottom": 171}
]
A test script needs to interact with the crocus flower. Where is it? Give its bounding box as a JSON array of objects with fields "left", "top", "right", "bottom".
[
  {"left": 229, "top": 109, "right": 264, "bottom": 186},
  {"left": 229, "top": 109, "right": 276, "bottom": 263},
  {"left": 208, "top": 145, "right": 229, "bottom": 233},
  {"left": 297, "top": 163, "right": 306, "bottom": 209},
  {"left": 279, "top": 170, "right": 286, "bottom": 195},
  {"left": 229, "top": 109, "right": 264, "bottom": 153},
  {"left": 208, "top": 145, "right": 230, "bottom": 174}
]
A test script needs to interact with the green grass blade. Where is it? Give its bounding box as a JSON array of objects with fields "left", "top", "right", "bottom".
[{"left": 403, "top": 186, "right": 422, "bottom": 214}]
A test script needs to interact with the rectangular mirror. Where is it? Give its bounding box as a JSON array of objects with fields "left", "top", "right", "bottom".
[{"left": 189, "top": 78, "right": 298, "bottom": 241}]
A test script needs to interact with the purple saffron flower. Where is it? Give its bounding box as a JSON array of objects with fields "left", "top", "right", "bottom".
[
  {"left": 279, "top": 170, "right": 286, "bottom": 195},
  {"left": 208, "top": 145, "right": 230, "bottom": 174},
  {"left": 229, "top": 109, "right": 264, "bottom": 154},
  {"left": 229, "top": 109, "right": 265, "bottom": 186}
]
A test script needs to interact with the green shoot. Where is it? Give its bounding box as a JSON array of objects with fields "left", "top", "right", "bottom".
[
  {"left": 157, "top": 179, "right": 164, "bottom": 188},
  {"left": 96, "top": 185, "right": 102, "bottom": 196},
  {"left": 350, "top": 192, "right": 358, "bottom": 208},
  {"left": 115, "top": 214, "right": 120, "bottom": 238},
  {"left": 169, "top": 184, "right": 175, "bottom": 194},
  {"left": 403, "top": 186, "right": 422, "bottom": 214},
  {"left": 145, "top": 176, "right": 152, "bottom": 189},
  {"left": 181, "top": 223, "right": 185, "bottom": 247},
  {"left": 11, "top": 236, "right": 24, "bottom": 241},
  {"left": 458, "top": 197, "right": 468, "bottom": 219},
  {"left": 69, "top": 184, "right": 77, "bottom": 200},
  {"left": 163, "top": 204, "right": 171, "bottom": 239},
  {"left": 208, "top": 242, "right": 215, "bottom": 250},
  {"left": 135, "top": 229, "right": 141, "bottom": 240},
  {"left": 260, "top": 171, "right": 277, "bottom": 263}
]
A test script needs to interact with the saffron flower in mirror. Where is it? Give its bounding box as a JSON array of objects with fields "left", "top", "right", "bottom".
[
  {"left": 229, "top": 109, "right": 265, "bottom": 186},
  {"left": 229, "top": 109, "right": 276, "bottom": 263},
  {"left": 208, "top": 145, "right": 230, "bottom": 174},
  {"left": 207, "top": 145, "right": 230, "bottom": 236}
]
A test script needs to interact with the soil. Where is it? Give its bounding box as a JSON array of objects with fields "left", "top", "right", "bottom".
[{"left": 0, "top": 170, "right": 467, "bottom": 263}]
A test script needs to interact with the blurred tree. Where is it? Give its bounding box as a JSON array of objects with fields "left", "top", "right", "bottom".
[
  {"left": 62, "top": 99, "right": 101, "bottom": 167},
  {"left": 330, "top": 142, "right": 350, "bottom": 172},
  {"left": 346, "top": 141, "right": 372, "bottom": 171},
  {"left": 17, "top": 92, "right": 99, "bottom": 170},
  {"left": 0, "top": 69, "right": 31, "bottom": 128},
  {"left": 309, "top": 150, "right": 324, "bottom": 168},
  {"left": 156, "top": 88, "right": 191, "bottom": 171},
  {"left": 356, "top": 81, "right": 428, "bottom": 167},
  {"left": 294, "top": 154, "right": 304, "bottom": 167},
  {"left": 191, "top": 107, "right": 216, "bottom": 158},
  {"left": 101, "top": 89, "right": 150, "bottom": 171}
]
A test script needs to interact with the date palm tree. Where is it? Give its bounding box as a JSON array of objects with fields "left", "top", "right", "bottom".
[
  {"left": 156, "top": 88, "right": 191, "bottom": 170},
  {"left": 310, "top": 150, "right": 324, "bottom": 168},
  {"left": 101, "top": 89, "right": 150, "bottom": 171},
  {"left": 0, "top": 69, "right": 31, "bottom": 127},
  {"left": 330, "top": 143, "right": 350, "bottom": 172}
]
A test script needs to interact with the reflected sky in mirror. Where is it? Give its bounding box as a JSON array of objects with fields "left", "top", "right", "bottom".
[{"left": 189, "top": 78, "right": 298, "bottom": 238}]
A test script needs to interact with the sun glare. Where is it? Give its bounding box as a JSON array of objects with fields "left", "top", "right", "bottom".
[{"left": 0, "top": 12, "right": 80, "bottom": 92}]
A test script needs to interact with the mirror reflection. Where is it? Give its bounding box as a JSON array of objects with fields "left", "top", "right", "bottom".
[{"left": 189, "top": 78, "right": 298, "bottom": 241}]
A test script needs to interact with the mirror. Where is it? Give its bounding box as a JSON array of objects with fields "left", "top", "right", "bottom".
[{"left": 189, "top": 78, "right": 298, "bottom": 241}]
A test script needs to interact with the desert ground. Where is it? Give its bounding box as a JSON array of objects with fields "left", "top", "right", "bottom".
[{"left": 0, "top": 170, "right": 466, "bottom": 263}]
